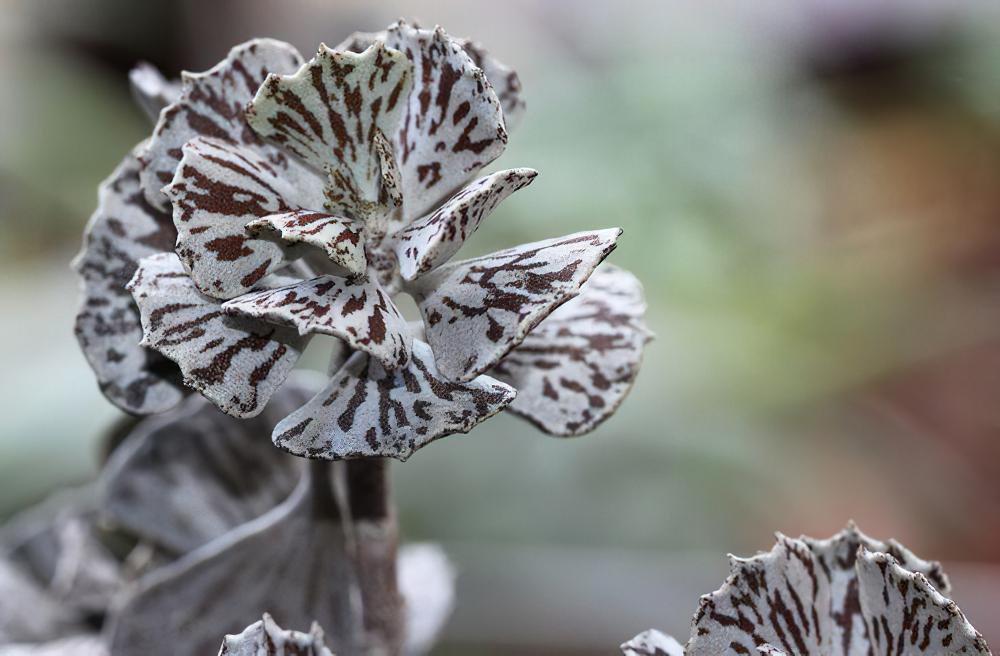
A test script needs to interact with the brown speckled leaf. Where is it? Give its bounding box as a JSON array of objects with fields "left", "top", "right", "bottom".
[
  {"left": 491, "top": 264, "right": 651, "bottom": 436},
  {"left": 165, "top": 136, "right": 325, "bottom": 300},
  {"left": 129, "top": 63, "right": 180, "bottom": 124},
  {"left": 107, "top": 471, "right": 366, "bottom": 656},
  {"left": 100, "top": 378, "right": 319, "bottom": 555},
  {"left": 128, "top": 253, "right": 307, "bottom": 418},
  {"left": 394, "top": 168, "right": 537, "bottom": 281},
  {"left": 219, "top": 614, "right": 333, "bottom": 656},
  {"left": 804, "top": 523, "right": 950, "bottom": 655},
  {"left": 410, "top": 229, "right": 622, "bottom": 382},
  {"left": 139, "top": 39, "right": 304, "bottom": 209},
  {"left": 223, "top": 275, "right": 411, "bottom": 369},
  {"left": 246, "top": 211, "right": 366, "bottom": 277},
  {"left": 272, "top": 340, "right": 515, "bottom": 460},
  {"left": 335, "top": 28, "right": 525, "bottom": 135},
  {"left": 856, "top": 550, "right": 990, "bottom": 655},
  {"left": 619, "top": 630, "right": 683, "bottom": 656},
  {"left": 247, "top": 42, "right": 412, "bottom": 227},
  {"left": 73, "top": 146, "right": 185, "bottom": 415},
  {"left": 385, "top": 22, "right": 509, "bottom": 222},
  {"left": 654, "top": 525, "right": 991, "bottom": 656},
  {"left": 458, "top": 38, "right": 526, "bottom": 132},
  {"left": 686, "top": 534, "right": 828, "bottom": 655}
]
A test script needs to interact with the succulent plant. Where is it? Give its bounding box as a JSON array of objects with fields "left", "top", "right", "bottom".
[
  {"left": 74, "top": 20, "right": 651, "bottom": 460},
  {"left": 62, "top": 17, "right": 650, "bottom": 656},
  {"left": 621, "top": 524, "right": 992, "bottom": 656}
]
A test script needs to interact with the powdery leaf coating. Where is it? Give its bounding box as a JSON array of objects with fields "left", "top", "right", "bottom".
[
  {"left": 72, "top": 146, "right": 184, "bottom": 415},
  {"left": 620, "top": 630, "right": 684, "bottom": 656},
  {"left": 491, "top": 264, "right": 652, "bottom": 436},
  {"left": 129, "top": 63, "right": 181, "bottom": 124},
  {"left": 803, "top": 522, "right": 950, "bottom": 654},
  {"left": 165, "top": 136, "right": 326, "bottom": 300},
  {"left": 100, "top": 386, "right": 311, "bottom": 554},
  {"left": 139, "top": 38, "right": 304, "bottom": 209},
  {"left": 335, "top": 29, "right": 525, "bottom": 133},
  {"left": 218, "top": 614, "right": 333, "bottom": 656},
  {"left": 687, "top": 534, "right": 828, "bottom": 655},
  {"left": 394, "top": 168, "right": 538, "bottom": 281},
  {"left": 246, "top": 42, "right": 412, "bottom": 223},
  {"left": 410, "top": 228, "right": 622, "bottom": 382},
  {"left": 649, "top": 524, "right": 992, "bottom": 656},
  {"left": 246, "top": 211, "right": 366, "bottom": 277},
  {"left": 107, "top": 475, "right": 365, "bottom": 656},
  {"left": 128, "top": 253, "right": 307, "bottom": 419},
  {"left": 458, "top": 38, "right": 526, "bottom": 131},
  {"left": 385, "top": 21, "right": 509, "bottom": 222},
  {"left": 272, "top": 340, "right": 516, "bottom": 460},
  {"left": 856, "top": 550, "right": 990, "bottom": 655},
  {"left": 223, "top": 275, "right": 411, "bottom": 369}
]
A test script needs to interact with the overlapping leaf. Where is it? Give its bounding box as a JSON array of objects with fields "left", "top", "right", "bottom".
[
  {"left": 165, "top": 137, "right": 326, "bottom": 300},
  {"left": 219, "top": 614, "right": 333, "bottom": 656},
  {"left": 128, "top": 63, "right": 180, "bottom": 124},
  {"left": 107, "top": 473, "right": 365, "bottom": 656},
  {"left": 246, "top": 210, "right": 366, "bottom": 276},
  {"left": 272, "top": 341, "right": 515, "bottom": 460},
  {"left": 640, "top": 525, "right": 993, "bottom": 656},
  {"left": 411, "top": 229, "right": 622, "bottom": 382},
  {"left": 857, "top": 550, "right": 989, "bottom": 655},
  {"left": 100, "top": 384, "right": 312, "bottom": 554},
  {"left": 491, "top": 265, "right": 651, "bottom": 436},
  {"left": 385, "top": 21, "right": 509, "bottom": 222},
  {"left": 458, "top": 38, "right": 526, "bottom": 131},
  {"left": 128, "top": 253, "right": 307, "bottom": 418},
  {"left": 139, "top": 39, "right": 304, "bottom": 208},
  {"left": 334, "top": 28, "right": 525, "bottom": 133},
  {"left": 804, "top": 523, "right": 950, "bottom": 654},
  {"left": 72, "top": 147, "right": 184, "bottom": 415},
  {"left": 247, "top": 42, "right": 411, "bottom": 227},
  {"left": 619, "top": 630, "right": 683, "bottom": 656},
  {"left": 394, "top": 168, "right": 537, "bottom": 280},
  {"left": 223, "top": 275, "right": 411, "bottom": 369}
]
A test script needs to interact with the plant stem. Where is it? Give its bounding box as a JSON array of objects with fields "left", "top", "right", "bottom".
[
  {"left": 308, "top": 459, "right": 341, "bottom": 520},
  {"left": 347, "top": 458, "right": 404, "bottom": 656}
]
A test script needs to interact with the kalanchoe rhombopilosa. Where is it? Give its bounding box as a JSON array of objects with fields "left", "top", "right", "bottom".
[
  {"left": 74, "top": 20, "right": 651, "bottom": 460},
  {"left": 621, "top": 524, "right": 992, "bottom": 656},
  {"left": 62, "top": 19, "right": 651, "bottom": 656}
]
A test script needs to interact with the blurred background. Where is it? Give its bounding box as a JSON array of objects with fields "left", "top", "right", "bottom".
[{"left": 3, "top": 0, "right": 1000, "bottom": 652}]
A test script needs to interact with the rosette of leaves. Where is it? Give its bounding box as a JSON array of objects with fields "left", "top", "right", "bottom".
[
  {"left": 68, "top": 19, "right": 651, "bottom": 656},
  {"left": 74, "top": 20, "right": 652, "bottom": 459},
  {"left": 621, "top": 524, "right": 992, "bottom": 656}
]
